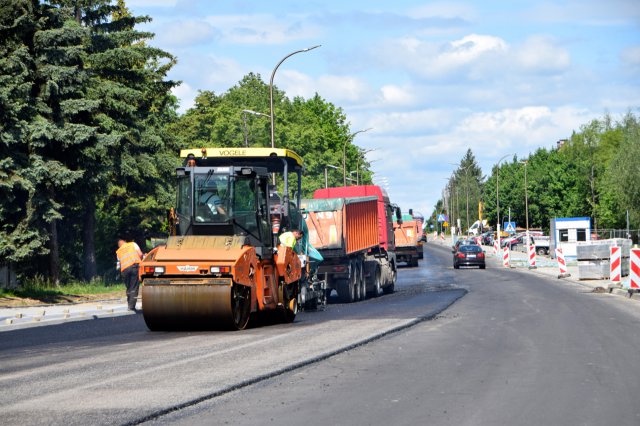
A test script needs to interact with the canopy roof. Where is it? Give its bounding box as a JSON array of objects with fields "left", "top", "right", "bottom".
[{"left": 180, "top": 147, "right": 303, "bottom": 173}]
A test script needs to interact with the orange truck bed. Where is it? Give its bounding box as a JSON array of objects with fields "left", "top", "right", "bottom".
[
  {"left": 301, "top": 197, "right": 378, "bottom": 257},
  {"left": 394, "top": 220, "right": 420, "bottom": 248}
]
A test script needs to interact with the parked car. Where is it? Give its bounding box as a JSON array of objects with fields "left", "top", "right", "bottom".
[
  {"left": 480, "top": 231, "right": 493, "bottom": 245},
  {"left": 500, "top": 234, "right": 526, "bottom": 249},
  {"left": 453, "top": 244, "right": 486, "bottom": 269}
]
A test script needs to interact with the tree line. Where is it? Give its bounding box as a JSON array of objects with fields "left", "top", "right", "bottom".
[
  {"left": 0, "top": 1, "right": 373, "bottom": 286},
  {"left": 430, "top": 112, "right": 640, "bottom": 236}
]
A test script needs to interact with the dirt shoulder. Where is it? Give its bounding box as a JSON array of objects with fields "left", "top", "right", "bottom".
[{"left": 0, "top": 292, "right": 126, "bottom": 308}]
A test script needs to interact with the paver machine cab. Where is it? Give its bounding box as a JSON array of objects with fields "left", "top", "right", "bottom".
[{"left": 140, "top": 147, "right": 305, "bottom": 330}]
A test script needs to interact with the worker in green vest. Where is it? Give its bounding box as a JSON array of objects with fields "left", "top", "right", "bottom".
[{"left": 279, "top": 229, "right": 303, "bottom": 251}]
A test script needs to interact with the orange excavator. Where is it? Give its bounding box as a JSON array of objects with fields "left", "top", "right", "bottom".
[{"left": 139, "top": 147, "right": 306, "bottom": 330}]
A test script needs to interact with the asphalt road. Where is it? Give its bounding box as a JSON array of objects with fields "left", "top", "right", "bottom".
[
  {"left": 148, "top": 244, "right": 640, "bottom": 426},
  {"left": 0, "top": 246, "right": 463, "bottom": 426}
]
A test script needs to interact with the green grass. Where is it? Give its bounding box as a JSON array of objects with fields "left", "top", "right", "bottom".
[{"left": 0, "top": 276, "right": 125, "bottom": 302}]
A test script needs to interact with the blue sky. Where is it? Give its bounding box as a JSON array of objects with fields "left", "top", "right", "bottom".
[{"left": 127, "top": 0, "right": 640, "bottom": 222}]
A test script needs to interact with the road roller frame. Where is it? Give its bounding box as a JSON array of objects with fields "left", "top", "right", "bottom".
[{"left": 140, "top": 148, "right": 306, "bottom": 330}]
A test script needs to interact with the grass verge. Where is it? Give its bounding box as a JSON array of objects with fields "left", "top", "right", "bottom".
[{"left": 0, "top": 278, "right": 125, "bottom": 306}]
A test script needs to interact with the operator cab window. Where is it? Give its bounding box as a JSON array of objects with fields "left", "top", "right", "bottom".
[
  {"left": 232, "top": 177, "right": 259, "bottom": 237},
  {"left": 194, "top": 174, "right": 229, "bottom": 223}
]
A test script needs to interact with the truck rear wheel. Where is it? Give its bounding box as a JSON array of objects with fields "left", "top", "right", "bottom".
[
  {"left": 352, "top": 260, "right": 361, "bottom": 301},
  {"left": 337, "top": 278, "right": 355, "bottom": 303},
  {"left": 369, "top": 266, "right": 382, "bottom": 297},
  {"left": 357, "top": 259, "right": 366, "bottom": 301}
]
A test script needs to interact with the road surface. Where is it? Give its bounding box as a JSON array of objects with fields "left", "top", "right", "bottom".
[{"left": 1, "top": 244, "right": 639, "bottom": 425}]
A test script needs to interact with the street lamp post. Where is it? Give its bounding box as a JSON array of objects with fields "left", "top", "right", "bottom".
[
  {"left": 496, "top": 154, "right": 512, "bottom": 251},
  {"left": 521, "top": 160, "right": 531, "bottom": 258},
  {"left": 443, "top": 177, "right": 452, "bottom": 235},
  {"left": 343, "top": 128, "right": 372, "bottom": 186},
  {"left": 462, "top": 165, "right": 471, "bottom": 232},
  {"left": 241, "top": 109, "right": 269, "bottom": 147},
  {"left": 356, "top": 148, "right": 376, "bottom": 185},
  {"left": 324, "top": 164, "right": 339, "bottom": 188},
  {"left": 269, "top": 45, "right": 320, "bottom": 149}
]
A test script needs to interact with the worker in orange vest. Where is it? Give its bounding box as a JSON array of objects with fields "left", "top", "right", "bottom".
[{"left": 116, "top": 238, "right": 144, "bottom": 311}]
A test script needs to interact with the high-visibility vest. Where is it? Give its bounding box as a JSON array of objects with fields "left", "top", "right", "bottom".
[
  {"left": 278, "top": 232, "right": 298, "bottom": 249},
  {"left": 116, "top": 242, "right": 142, "bottom": 271}
]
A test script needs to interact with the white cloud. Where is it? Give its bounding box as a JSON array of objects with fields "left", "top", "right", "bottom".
[
  {"left": 453, "top": 106, "right": 593, "bottom": 160},
  {"left": 204, "top": 14, "right": 322, "bottom": 44},
  {"left": 169, "top": 53, "right": 244, "bottom": 99},
  {"left": 380, "top": 85, "right": 416, "bottom": 106},
  {"left": 440, "top": 34, "right": 507, "bottom": 72},
  {"left": 380, "top": 34, "right": 508, "bottom": 80},
  {"left": 368, "top": 109, "right": 454, "bottom": 135},
  {"left": 171, "top": 82, "right": 197, "bottom": 114},
  {"left": 154, "top": 19, "right": 218, "bottom": 47},
  {"left": 279, "top": 70, "right": 372, "bottom": 104},
  {"left": 515, "top": 35, "right": 571, "bottom": 72}
]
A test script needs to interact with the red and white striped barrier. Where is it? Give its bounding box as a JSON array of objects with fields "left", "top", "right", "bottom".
[
  {"left": 610, "top": 246, "right": 621, "bottom": 283},
  {"left": 440, "top": 232, "right": 445, "bottom": 241},
  {"left": 502, "top": 246, "right": 510, "bottom": 268},
  {"left": 629, "top": 248, "right": 640, "bottom": 292},
  {"left": 493, "top": 240, "right": 499, "bottom": 257},
  {"left": 528, "top": 244, "right": 537, "bottom": 269},
  {"left": 556, "top": 247, "right": 570, "bottom": 278}
]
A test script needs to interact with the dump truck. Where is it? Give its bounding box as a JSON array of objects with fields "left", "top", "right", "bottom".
[
  {"left": 394, "top": 213, "right": 421, "bottom": 267},
  {"left": 302, "top": 185, "right": 401, "bottom": 303},
  {"left": 408, "top": 209, "right": 426, "bottom": 259},
  {"left": 139, "top": 147, "right": 312, "bottom": 330}
]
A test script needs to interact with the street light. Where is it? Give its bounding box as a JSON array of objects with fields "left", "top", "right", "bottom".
[
  {"left": 241, "top": 109, "right": 269, "bottom": 147},
  {"left": 520, "top": 160, "right": 531, "bottom": 254},
  {"left": 269, "top": 45, "right": 321, "bottom": 149},
  {"left": 324, "top": 164, "right": 340, "bottom": 188},
  {"left": 343, "top": 128, "right": 372, "bottom": 186},
  {"left": 495, "top": 153, "right": 513, "bottom": 250},
  {"left": 355, "top": 148, "right": 376, "bottom": 185}
]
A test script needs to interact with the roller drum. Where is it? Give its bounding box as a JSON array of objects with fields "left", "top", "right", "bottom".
[{"left": 142, "top": 284, "right": 251, "bottom": 331}]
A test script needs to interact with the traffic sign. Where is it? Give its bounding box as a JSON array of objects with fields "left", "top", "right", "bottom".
[
  {"left": 504, "top": 222, "right": 516, "bottom": 233},
  {"left": 437, "top": 214, "right": 446, "bottom": 223}
]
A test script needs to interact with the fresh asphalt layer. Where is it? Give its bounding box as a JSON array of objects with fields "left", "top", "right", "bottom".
[
  {"left": 0, "top": 248, "right": 464, "bottom": 426},
  {"left": 2, "top": 241, "right": 639, "bottom": 425},
  {"left": 147, "top": 243, "right": 640, "bottom": 426}
]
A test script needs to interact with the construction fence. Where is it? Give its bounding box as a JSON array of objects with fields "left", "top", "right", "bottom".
[{"left": 592, "top": 229, "right": 640, "bottom": 244}]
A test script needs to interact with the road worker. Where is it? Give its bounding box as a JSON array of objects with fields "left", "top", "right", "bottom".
[
  {"left": 196, "top": 180, "right": 226, "bottom": 222},
  {"left": 116, "top": 238, "right": 144, "bottom": 311},
  {"left": 279, "top": 229, "right": 303, "bottom": 251}
]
